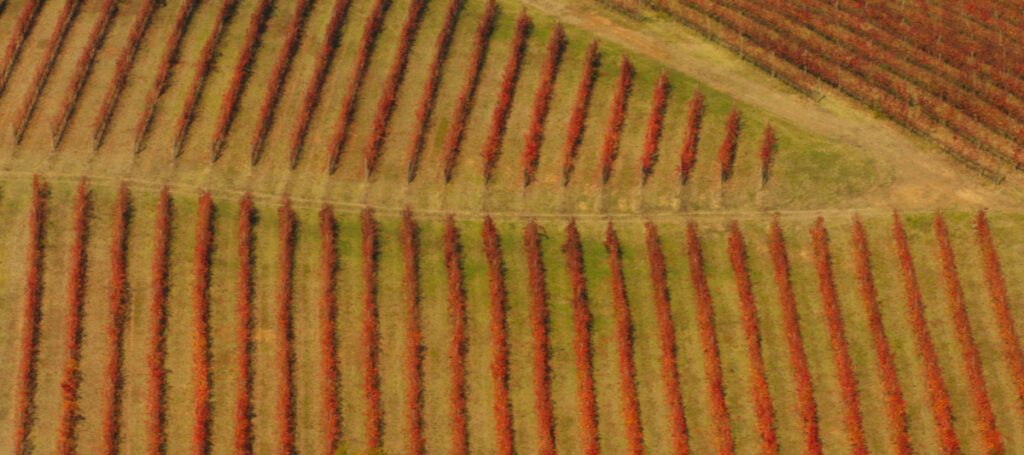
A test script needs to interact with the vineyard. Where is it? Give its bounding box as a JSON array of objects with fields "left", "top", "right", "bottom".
[{"left": 3, "top": 0, "right": 1024, "bottom": 453}]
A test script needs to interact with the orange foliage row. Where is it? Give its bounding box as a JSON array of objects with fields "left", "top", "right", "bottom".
[
  {"left": 718, "top": 108, "right": 741, "bottom": 181},
  {"left": 0, "top": 0, "right": 43, "bottom": 96},
  {"left": 440, "top": 0, "right": 497, "bottom": 182},
  {"left": 599, "top": 57, "right": 634, "bottom": 183},
  {"left": 361, "top": 209, "right": 383, "bottom": 451},
  {"left": 326, "top": 0, "right": 395, "bottom": 173},
  {"left": 101, "top": 185, "right": 131, "bottom": 455},
  {"left": 524, "top": 221, "right": 555, "bottom": 455},
  {"left": 561, "top": 41, "right": 599, "bottom": 185},
  {"left": 725, "top": 222, "right": 778, "bottom": 454},
  {"left": 640, "top": 72, "right": 670, "bottom": 182},
  {"left": 480, "top": 12, "right": 532, "bottom": 181},
  {"left": 276, "top": 200, "right": 297, "bottom": 453},
  {"left": 318, "top": 205, "right": 341, "bottom": 455},
  {"left": 891, "top": 212, "right": 960, "bottom": 454},
  {"left": 211, "top": 0, "right": 275, "bottom": 159},
  {"left": 934, "top": 214, "right": 1002, "bottom": 453},
  {"left": 677, "top": 90, "right": 705, "bottom": 183},
  {"left": 850, "top": 218, "right": 911, "bottom": 455},
  {"left": 643, "top": 223, "right": 689, "bottom": 454},
  {"left": 56, "top": 181, "right": 90, "bottom": 455},
  {"left": 13, "top": 177, "right": 48, "bottom": 455},
  {"left": 443, "top": 216, "right": 469, "bottom": 455},
  {"left": 190, "top": 192, "right": 214, "bottom": 455},
  {"left": 234, "top": 194, "right": 256, "bottom": 454},
  {"left": 482, "top": 217, "right": 514, "bottom": 454},
  {"left": 809, "top": 219, "right": 867, "bottom": 455},
  {"left": 767, "top": 220, "right": 822, "bottom": 455},
  {"left": 604, "top": 224, "right": 644, "bottom": 454},
  {"left": 406, "top": 0, "right": 465, "bottom": 181},
  {"left": 758, "top": 125, "right": 776, "bottom": 184},
  {"left": 146, "top": 188, "right": 171, "bottom": 455},
  {"left": 685, "top": 224, "right": 734, "bottom": 454},
  {"left": 363, "top": 0, "right": 429, "bottom": 175},
  {"left": 400, "top": 210, "right": 425, "bottom": 454},
  {"left": 521, "top": 26, "right": 565, "bottom": 186},
  {"left": 564, "top": 221, "right": 599, "bottom": 455}
]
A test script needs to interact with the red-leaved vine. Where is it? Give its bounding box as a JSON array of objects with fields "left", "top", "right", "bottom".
[
  {"left": 191, "top": 192, "right": 214, "bottom": 455},
  {"left": 643, "top": 223, "right": 689, "bottom": 454},
  {"left": 521, "top": 26, "right": 565, "bottom": 186},
  {"left": 686, "top": 224, "right": 734, "bottom": 454},
  {"left": 56, "top": 181, "right": 90, "bottom": 455},
  {"left": 891, "top": 212, "right": 960, "bottom": 454},
  {"left": 12, "top": 176, "right": 48, "bottom": 455},
  {"left": 725, "top": 222, "right": 778, "bottom": 454},
  {"left": 767, "top": 219, "right": 822, "bottom": 455},
  {"left": 325, "top": 0, "right": 395, "bottom": 173},
  {"left": 0, "top": 0, "right": 44, "bottom": 96},
  {"left": 564, "top": 220, "right": 600, "bottom": 455},
  {"left": 406, "top": 0, "right": 465, "bottom": 181},
  {"left": 850, "top": 217, "right": 911, "bottom": 455},
  {"left": 276, "top": 199, "right": 297, "bottom": 453},
  {"left": 758, "top": 124, "right": 776, "bottom": 184},
  {"left": 718, "top": 108, "right": 741, "bottom": 182},
  {"left": 640, "top": 72, "right": 670, "bottom": 182},
  {"left": 318, "top": 205, "right": 341, "bottom": 455},
  {"left": 362, "top": 0, "right": 429, "bottom": 175},
  {"left": 561, "top": 41, "right": 599, "bottom": 185},
  {"left": 439, "top": 0, "right": 497, "bottom": 182},
  {"left": 604, "top": 223, "right": 645, "bottom": 454},
  {"left": 234, "top": 194, "right": 256, "bottom": 454},
  {"left": 444, "top": 215, "right": 469, "bottom": 455},
  {"left": 809, "top": 218, "right": 867, "bottom": 455},
  {"left": 101, "top": 184, "right": 131, "bottom": 454},
  {"left": 146, "top": 188, "right": 172, "bottom": 455},
  {"left": 401, "top": 210, "right": 425, "bottom": 454},
  {"left": 599, "top": 57, "right": 634, "bottom": 183},
  {"left": 678, "top": 90, "right": 705, "bottom": 184},
  {"left": 362, "top": 209, "right": 383, "bottom": 450},
  {"left": 483, "top": 217, "right": 514, "bottom": 454},
  {"left": 480, "top": 11, "right": 532, "bottom": 181},
  {"left": 934, "top": 214, "right": 1002, "bottom": 453},
  {"left": 524, "top": 220, "right": 555, "bottom": 454}
]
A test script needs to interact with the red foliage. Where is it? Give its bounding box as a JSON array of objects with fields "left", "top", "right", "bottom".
[
  {"left": 191, "top": 192, "right": 214, "bottom": 455},
  {"left": 809, "top": 218, "right": 867, "bottom": 455},
  {"left": 604, "top": 224, "right": 644, "bottom": 454},
  {"left": 640, "top": 72, "right": 670, "bottom": 182},
  {"left": 363, "top": 0, "right": 429, "bottom": 175},
  {"left": 718, "top": 108, "right": 741, "bottom": 181},
  {"left": 561, "top": 41, "right": 600, "bottom": 185},
  {"left": 564, "top": 220, "right": 599, "bottom": 455},
  {"left": 406, "top": 0, "right": 465, "bottom": 181},
  {"left": 443, "top": 215, "right": 469, "bottom": 455},
  {"left": 400, "top": 210, "right": 425, "bottom": 454},
  {"left": 643, "top": 223, "right": 689, "bottom": 455},
  {"left": 725, "top": 222, "right": 778, "bottom": 454},
  {"left": 524, "top": 221, "right": 555, "bottom": 455},
  {"left": 0, "top": 0, "right": 43, "bottom": 96},
  {"left": 276, "top": 200, "right": 297, "bottom": 453},
  {"left": 13, "top": 0, "right": 83, "bottom": 144},
  {"left": 172, "top": 0, "right": 240, "bottom": 155},
  {"left": 850, "top": 218, "right": 911, "bottom": 455},
  {"left": 318, "top": 205, "right": 341, "bottom": 455},
  {"left": 440, "top": 0, "right": 497, "bottom": 182},
  {"left": 685, "top": 224, "right": 734, "bottom": 454},
  {"left": 92, "top": 0, "right": 159, "bottom": 149},
  {"left": 146, "top": 187, "right": 171, "bottom": 455},
  {"left": 974, "top": 210, "right": 1024, "bottom": 418},
  {"left": 326, "top": 0, "right": 395, "bottom": 173},
  {"left": 678, "top": 90, "right": 705, "bottom": 184},
  {"left": 101, "top": 185, "right": 131, "bottom": 455},
  {"left": 482, "top": 217, "right": 514, "bottom": 454},
  {"left": 133, "top": 0, "right": 200, "bottom": 154},
  {"left": 599, "top": 57, "right": 634, "bottom": 183},
  {"left": 250, "top": 0, "right": 313, "bottom": 164},
  {"left": 891, "top": 212, "right": 960, "bottom": 454},
  {"left": 767, "top": 219, "right": 822, "bottom": 455},
  {"left": 56, "top": 181, "right": 90, "bottom": 455},
  {"left": 934, "top": 214, "right": 1003, "bottom": 453},
  {"left": 758, "top": 125, "right": 776, "bottom": 184},
  {"left": 13, "top": 176, "right": 47, "bottom": 455},
  {"left": 287, "top": 0, "right": 353, "bottom": 165},
  {"left": 480, "top": 12, "right": 532, "bottom": 181},
  {"left": 521, "top": 27, "right": 565, "bottom": 187},
  {"left": 52, "top": 0, "right": 119, "bottom": 147},
  {"left": 361, "top": 209, "right": 383, "bottom": 451},
  {"left": 234, "top": 194, "right": 256, "bottom": 454},
  {"left": 211, "top": 0, "right": 276, "bottom": 159}
]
